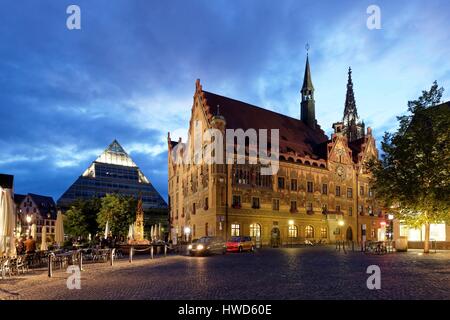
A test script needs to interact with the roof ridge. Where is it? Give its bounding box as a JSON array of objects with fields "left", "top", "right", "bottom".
[{"left": 203, "top": 90, "right": 310, "bottom": 124}]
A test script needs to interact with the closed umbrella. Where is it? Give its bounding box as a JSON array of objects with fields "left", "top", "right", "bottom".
[
  {"left": 31, "top": 223, "right": 37, "bottom": 240},
  {"left": 150, "top": 225, "right": 154, "bottom": 241},
  {"left": 158, "top": 223, "right": 161, "bottom": 240},
  {"left": 41, "top": 226, "right": 48, "bottom": 251},
  {"left": 88, "top": 233, "right": 92, "bottom": 242},
  {"left": 104, "top": 220, "right": 110, "bottom": 240},
  {"left": 128, "top": 224, "right": 134, "bottom": 241},
  {"left": 55, "top": 211, "right": 64, "bottom": 246},
  {"left": 0, "top": 186, "right": 17, "bottom": 257}
]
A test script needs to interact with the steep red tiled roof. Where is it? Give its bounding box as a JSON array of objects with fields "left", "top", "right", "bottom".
[{"left": 202, "top": 91, "right": 329, "bottom": 160}]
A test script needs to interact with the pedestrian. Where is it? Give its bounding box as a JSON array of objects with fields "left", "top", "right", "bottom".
[
  {"left": 25, "top": 236, "right": 37, "bottom": 254},
  {"left": 17, "top": 236, "right": 26, "bottom": 255}
]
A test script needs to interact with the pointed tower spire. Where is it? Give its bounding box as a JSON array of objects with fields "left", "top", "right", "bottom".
[
  {"left": 300, "top": 44, "right": 316, "bottom": 128},
  {"left": 343, "top": 67, "right": 364, "bottom": 141}
]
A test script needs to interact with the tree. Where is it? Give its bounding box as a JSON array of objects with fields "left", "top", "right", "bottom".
[
  {"left": 368, "top": 81, "right": 450, "bottom": 253},
  {"left": 97, "top": 194, "right": 137, "bottom": 238},
  {"left": 64, "top": 198, "right": 101, "bottom": 239}
]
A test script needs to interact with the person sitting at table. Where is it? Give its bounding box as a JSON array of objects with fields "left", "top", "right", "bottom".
[
  {"left": 25, "top": 236, "right": 37, "bottom": 254},
  {"left": 17, "top": 236, "right": 26, "bottom": 255}
]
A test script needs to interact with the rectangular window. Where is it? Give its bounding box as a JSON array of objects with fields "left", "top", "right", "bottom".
[
  {"left": 358, "top": 205, "right": 364, "bottom": 215},
  {"left": 273, "top": 199, "right": 280, "bottom": 211},
  {"left": 252, "top": 197, "right": 260, "bottom": 209},
  {"left": 306, "top": 202, "right": 313, "bottom": 212},
  {"left": 360, "top": 186, "right": 365, "bottom": 196},
  {"left": 232, "top": 195, "right": 241, "bottom": 208},
  {"left": 290, "top": 179, "right": 298, "bottom": 191},
  {"left": 347, "top": 188, "right": 353, "bottom": 198},
  {"left": 320, "top": 227, "right": 327, "bottom": 239},
  {"left": 336, "top": 186, "right": 341, "bottom": 197},
  {"left": 368, "top": 206, "right": 373, "bottom": 216},
  {"left": 322, "top": 204, "right": 327, "bottom": 213},
  {"left": 336, "top": 205, "right": 341, "bottom": 213},
  {"left": 348, "top": 207, "right": 353, "bottom": 216},
  {"left": 193, "top": 203, "right": 196, "bottom": 215},
  {"left": 322, "top": 184, "right": 328, "bottom": 195},
  {"left": 278, "top": 177, "right": 285, "bottom": 189},
  {"left": 231, "top": 224, "right": 240, "bottom": 237},
  {"left": 290, "top": 200, "right": 297, "bottom": 212},
  {"left": 307, "top": 181, "right": 313, "bottom": 193}
]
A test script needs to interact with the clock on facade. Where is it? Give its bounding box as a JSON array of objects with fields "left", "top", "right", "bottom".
[{"left": 336, "top": 165, "right": 345, "bottom": 179}]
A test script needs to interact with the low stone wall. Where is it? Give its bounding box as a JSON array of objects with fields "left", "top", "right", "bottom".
[{"left": 408, "top": 241, "right": 450, "bottom": 250}]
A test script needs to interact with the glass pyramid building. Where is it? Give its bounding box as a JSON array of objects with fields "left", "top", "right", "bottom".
[{"left": 57, "top": 140, "right": 167, "bottom": 210}]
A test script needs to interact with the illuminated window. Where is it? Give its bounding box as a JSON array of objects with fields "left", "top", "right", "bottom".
[
  {"left": 320, "top": 227, "right": 327, "bottom": 238},
  {"left": 348, "top": 207, "right": 353, "bottom": 216},
  {"left": 288, "top": 225, "right": 298, "bottom": 238},
  {"left": 231, "top": 224, "right": 240, "bottom": 237},
  {"left": 360, "top": 186, "right": 364, "bottom": 196},
  {"left": 305, "top": 225, "right": 314, "bottom": 238},
  {"left": 250, "top": 223, "right": 261, "bottom": 238}
]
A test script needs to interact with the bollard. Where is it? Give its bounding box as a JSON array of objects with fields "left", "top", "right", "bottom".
[
  {"left": 164, "top": 245, "right": 167, "bottom": 257},
  {"left": 48, "top": 253, "right": 55, "bottom": 278},
  {"left": 150, "top": 246, "right": 154, "bottom": 259},
  {"left": 110, "top": 248, "right": 115, "bottom": 266},
  {"left": 129, "top": 247, "right": 133, "bottom": 263},
  {"left": 79, "top": 250, "right": 83, "bottom": 271}
]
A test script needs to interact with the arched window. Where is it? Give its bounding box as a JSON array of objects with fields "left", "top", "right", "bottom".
[
  {"left": 249, "top": 223, "right": 261, "bottom": 238},
  {"left": 305, "top": 225, "right": 314, "bottom": 238},
  {"left": 320, "top": 227, "right": 327, "bottom": 238},
  {"left": 288, "top": 225, "right": 298, "bottom": 238}
]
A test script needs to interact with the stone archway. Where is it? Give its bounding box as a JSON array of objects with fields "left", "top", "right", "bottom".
[{"left": 346, "top": 226, "right": 353, "bottom": 241}]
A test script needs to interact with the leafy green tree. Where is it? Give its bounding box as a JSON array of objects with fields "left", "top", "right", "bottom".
[
  {"left": 97, "top": 194, "right": 137, "bottom": 238},
  {"left": 64, "top": 198, "right": 101, "bottom": 239},
  {"left": 368, "top": 81, "right": 450, "bottom": 253},
  {"left": 65, "top": 205, "right": 89, "bottom": 239}
]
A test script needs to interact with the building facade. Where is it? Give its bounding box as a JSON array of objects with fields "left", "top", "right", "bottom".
[
  {"left": 57, "top": 140, "right": 167, "bottom": 211},
  {"left": 168, "top": 56, "right": 385, "bottom": 245},
  {"left": 15, "top": 193, "right": 57, "bottom": 242}
]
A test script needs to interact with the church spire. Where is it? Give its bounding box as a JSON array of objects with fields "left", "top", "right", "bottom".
[
  {"left": 343, "top": 67, "right": 364, "bottom": 141},
  {"left": 300, "top": 44, "right": 316, "bottom": 128}
]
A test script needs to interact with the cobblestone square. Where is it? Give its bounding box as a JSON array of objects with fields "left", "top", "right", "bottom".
[{"left": 1, "top": 247, "right": 449, "bottom": 300}]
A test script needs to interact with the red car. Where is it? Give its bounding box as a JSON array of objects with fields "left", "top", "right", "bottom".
[{"left": 226, "top": 236, "right": 255, "bottom": 252}]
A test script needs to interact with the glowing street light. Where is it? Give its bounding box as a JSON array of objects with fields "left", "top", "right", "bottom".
[
  {"left": 388, "top": 214, "right": 394, "bottom": 220},
  {"left": 184, "top": 226, "right": 191, "bottom": 243},
  {"left": 288, "top": 220, "right": 294, "bottom": 226}
]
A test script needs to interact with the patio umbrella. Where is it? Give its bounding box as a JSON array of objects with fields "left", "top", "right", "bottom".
[
  {"left": 158, "top": 223, "right": 161, "bottom": 240},
  {"left": 31, "top": 223, "right": 37, "bottom": 240},
  {"left": 55, "top": 211, "right": 64, "bottom": 246},
  {"left": 40, "top": 226, "right": 48, "bottom": 251},
  {"left": 104, "top": 220, "right": 110, "bottom": 239},
  {"left": 150, "top": 225, "right": 154, "bottom": 241},
  {"left": 128, "top": 224, "right": 134, "bottom": 240},
  {"left": 88, "top": 233, "right": 92, "bottom": 242},
  {"left": 0, "top": 186, "right": 16, "bottom": 256}
]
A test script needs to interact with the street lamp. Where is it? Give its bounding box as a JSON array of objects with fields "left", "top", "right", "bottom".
[
  {"left": 388, "top": 214, "right": 394, "bottom": 241},
  {"left": 184, "top": 226, "right": 191, "bottom": 243},
  {"left": 26, "top": 215, "right": 32, "bottom": 236},
  {"left": 288, "top": 220, "right": 294, "bottom": 247}
]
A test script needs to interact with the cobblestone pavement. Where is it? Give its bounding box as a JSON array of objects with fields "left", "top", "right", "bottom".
[{"left": 1, "top": 246, "right": 449, "bottom": 300}]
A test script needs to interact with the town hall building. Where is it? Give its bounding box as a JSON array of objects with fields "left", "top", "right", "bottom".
[{"left": 168, "top": 54, "right": 385, "bottom": 246}]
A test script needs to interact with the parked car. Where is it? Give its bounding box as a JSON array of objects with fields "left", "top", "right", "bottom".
[
  {"left": 188, "top": 237, "right": 227, "bottom": 256},
  {"left": 226, "top": 236, "right": 255, "bottom": 252}
]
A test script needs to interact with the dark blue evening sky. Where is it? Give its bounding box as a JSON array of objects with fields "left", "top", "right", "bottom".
[{"left": 1, "top": 0, "right": 449, "bottom": 201}]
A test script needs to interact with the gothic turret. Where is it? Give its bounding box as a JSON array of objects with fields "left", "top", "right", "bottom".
[
  {"left": 300, "top": 53, "right": 316, "bottom": 129},
  {"left": 342, "top": 67, "right": 365, "bottom": 142}
]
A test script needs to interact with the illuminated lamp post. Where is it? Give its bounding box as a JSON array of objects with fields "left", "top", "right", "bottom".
[
  {"left": 184, "top": 226, "right": 191, "bottom": 243},
  {"left": 26, "top": 215, "right": 32, "bottom": 236}
]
